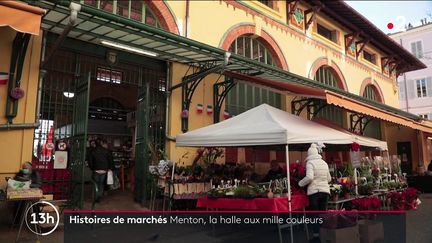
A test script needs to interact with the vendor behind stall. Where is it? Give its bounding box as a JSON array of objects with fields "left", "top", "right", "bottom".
[
  {"left": 263, "top": 160, "right": 284, "bottom": 182},
  {"left": 14, "top": 162, "right": 42, "bottom": 188}
]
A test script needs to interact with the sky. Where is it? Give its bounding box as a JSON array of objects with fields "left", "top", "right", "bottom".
[{"left": 345, "top": 1, "right": 432, "bottom": 34}]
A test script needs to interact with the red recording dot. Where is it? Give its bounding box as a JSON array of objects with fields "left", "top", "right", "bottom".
[{"left": 387, "top": 23, "right": 394, "bottom": 29}]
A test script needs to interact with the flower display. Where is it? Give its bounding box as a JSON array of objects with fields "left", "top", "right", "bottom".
[
  {"left": 288, "top": 163, "right": 306, "bottom": 194},
  {"left": 352, "top": 196, "right": 381, "bottom": 210},
  {"left": 388, "top": 187, "right": 420, "bottom": 210},
  {"left": 330, "top": 184, "right": 342, "bottom": 197}
]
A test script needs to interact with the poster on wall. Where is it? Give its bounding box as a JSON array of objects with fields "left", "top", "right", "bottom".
[{"left": 54, "top": 151, "right": 68, "bottom": 169}]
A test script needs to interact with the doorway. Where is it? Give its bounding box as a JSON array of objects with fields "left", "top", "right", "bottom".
[
  {"left": 397, "top": 142, "right": 412, "bottom": 174},
  {"left": 33, "top": 36, "right": 166, "bottom": 209}
]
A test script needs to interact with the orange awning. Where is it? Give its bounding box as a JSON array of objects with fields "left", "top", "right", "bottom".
[
  {"left": 223, "top": 70, "right": 326, "bottom": 98},
  {"left": 0, "top": 1, "right": 45, "bottom": 35},
  {"left": 325, "top": 91, "right": 432, "bottom": 133}
]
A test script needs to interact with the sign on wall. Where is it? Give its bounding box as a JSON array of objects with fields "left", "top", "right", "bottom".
[{"left": 54, "top": 151, "right": 68, "bottom": 169}]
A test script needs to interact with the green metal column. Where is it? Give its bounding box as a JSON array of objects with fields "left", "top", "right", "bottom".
[
  {"left": 70, "top": 72, "right": 91, "bottom": 209},
  {"left": 134, "top": 72, "right": 150, "bottom": 204}
]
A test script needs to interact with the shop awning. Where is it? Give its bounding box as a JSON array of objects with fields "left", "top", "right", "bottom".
[
  {"left": 0, "top": 1, "right": 45, "bottom": 35},
  {"left": 27, "top": 0, "right": 432, "bottom": 134},
  {"left": 312, "top": 118, "right": 388, "bottom": 150},
  {"left": 325, "top": 91, "right": 432, "bottom": 133}
]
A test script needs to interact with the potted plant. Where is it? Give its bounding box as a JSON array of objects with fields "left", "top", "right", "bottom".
[{"left": 340, "top": 181, "right": 353, "bottom": 199}]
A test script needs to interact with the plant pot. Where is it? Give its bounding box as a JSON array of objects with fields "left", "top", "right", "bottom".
[
  {"left": 267, "top": 191, "right": 274, "bottom": 198},
  {"left": 344, "top": 193, "right": 351, "bottom": 199},
  {"left": 282, "top": 193, "right": 288, "bottom": 198},
  {"left": 274, "top": 194, "right": 281, "bottom": 198}
]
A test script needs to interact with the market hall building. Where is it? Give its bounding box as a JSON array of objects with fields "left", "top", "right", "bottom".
[{"left": 0, "top": 0, "right": 431, "bottom": 207}]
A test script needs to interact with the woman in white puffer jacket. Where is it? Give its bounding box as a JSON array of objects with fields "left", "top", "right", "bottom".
[{"left": 298, "top": 143, "right": 331, "bottom": 242}]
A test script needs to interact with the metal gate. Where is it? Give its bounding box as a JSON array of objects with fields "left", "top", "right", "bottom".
[
  {"left": 134, "top": 68, "right": 167, "bottom": 204},
  {"left": 134, "top": 76, "right": 150, "bottom": 203},
  {"left": 69, "top": 73, "right": 90, "bottom": 209},
  {"left": 34, "top": 37, "right": 166, "bottom": 208}
]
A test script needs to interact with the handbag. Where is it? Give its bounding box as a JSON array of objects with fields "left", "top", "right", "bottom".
[{"left": 107, "top": 170, "right": 114, "bottom": 185}]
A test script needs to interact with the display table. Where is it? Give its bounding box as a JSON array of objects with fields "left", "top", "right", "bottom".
[
  {"left": 196, "top": 194, "right": 308, "bottom": 211},
  {"left": 7, "top": 188, "right": 44, "bottom": 242}
]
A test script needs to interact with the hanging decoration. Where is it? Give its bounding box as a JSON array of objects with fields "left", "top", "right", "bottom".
[
  {"left": 351, "top": 142, "right": 360, "bottom": 152},
  {"left": 0, "top": 72, "right": 8, "bottom": 85},
  {"left": 10, "top": 87, "right": 25, "bottom": 100},
  {"left": 206, "top": 105, "right": 213, "bottom": 115},
  {"left": 196, "top": 104, "right": 204, "bottom": 114},
  {"left": 181, "top": 109, "right": 189, "bottom": 119},
  {"left": 224, "top": 110, "right": 230, "bottom": 119}
]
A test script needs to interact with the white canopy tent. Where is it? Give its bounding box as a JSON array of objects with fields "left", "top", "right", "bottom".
[
  {"left": 175, "top": 104, "right": 388, "bottom": 243},
  {"left": 177, "top": 104, "right": 355, "bottom": 147}
]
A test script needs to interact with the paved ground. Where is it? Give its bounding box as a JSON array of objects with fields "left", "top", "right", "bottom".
[{"left": 1, "top": 192, "right": 431, "bottom": 243}]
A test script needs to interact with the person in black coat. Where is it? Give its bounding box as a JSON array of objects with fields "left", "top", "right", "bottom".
[
  {"left": 88, "top": 139, "right": 114, "bottom": 202},
  {"left": 263, "top": 160, "right": 284, "bottom": 182}
]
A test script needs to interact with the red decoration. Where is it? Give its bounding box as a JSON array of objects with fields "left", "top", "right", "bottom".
[
  {"left": 10, "top": 87, "right": 25, "bottom": 100},
  {"left": 351, "top": 142, "right": 360, "bottom": 152},
  {"left": 0, "top": 72, "right": 8, "bottom": 85},
  {"left": 206, "top": 105, "right": 213, "bottom": 115},
  {"left": 352, "top": 196, "right": 381, "bottom": 210},
  {"left": 223, "top": 110, "right": 230, "bottom": 119},
  {"left": 196, "top": 104, "right": 203, "bottom": 113}
]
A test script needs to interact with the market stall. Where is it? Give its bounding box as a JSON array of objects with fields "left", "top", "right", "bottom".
[{"left": 175, "top": 104, "right": 387, "bottom": 242}]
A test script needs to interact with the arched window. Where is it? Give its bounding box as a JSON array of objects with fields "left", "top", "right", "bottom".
[
  {"left": 363, "top": 85, "right": 379, "bottom": 102},
  {"left": 314, "top": 66, "right": 344, "bottom": 126},
  {"left": 226, "top": 35, "right": 281, "bottom": 115},
  {"left": 83, "top": 0, "right": 161, "bottom": 28},
  {"left": 362, "top": 85, "right": 381, "bottom": 139}
]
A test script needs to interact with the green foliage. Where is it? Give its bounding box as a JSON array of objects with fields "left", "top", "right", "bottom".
[
  {"left": 234, "top": 186, "right": 256, "bottom": 198},
  {"left": 341, "top": 162, "right": 354, "bottom": 177},
  {"left": 358, "top": 183, "right": 374, "bottom": 195}
]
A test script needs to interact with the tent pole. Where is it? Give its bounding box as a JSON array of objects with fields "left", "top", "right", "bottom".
[
  {"left": 285, "top": 145, "right": 292, "bottom": 211},
  {"left": 285, "top": 144, "right": 294, "bottom": 243}
]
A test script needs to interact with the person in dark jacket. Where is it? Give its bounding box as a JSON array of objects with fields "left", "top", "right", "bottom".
[
  {"left": 14, "top": 162, "right": 42, "bottom": 188},
  {"left": 263, "top": 160, "right": 284, "bottom": 182},
  {"left": 88, "top": 139, "right": 114, "bottom": 202}
]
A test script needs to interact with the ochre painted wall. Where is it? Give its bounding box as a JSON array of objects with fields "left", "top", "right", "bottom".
[
  {"left": 165, "top": 0, "right": 399, "bottom": 106},
  {"left": 163, "top": 1, "right": 414, "bottom": 170},
  {"left": 0, "top": 27, "right": 42, "bottom": 188}
]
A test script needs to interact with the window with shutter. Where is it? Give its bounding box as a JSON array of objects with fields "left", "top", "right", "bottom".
[
  {"left": 416, "top": 78, "right": 427, "bottom": 98},
  {"left": 411, "top": 41, "right": 423, "bottom": 58},
  {"left": 407, "top": 80, "right": 416, "bottom": 99},
  {"left": 226, "top": 35, "right": 282, "bottom": 115},
  {"left": 398, "top": 82, "right": 406, "bottom": 100},
  {"left": 426, "top": 77, "right": 432, "bottom": 97}
]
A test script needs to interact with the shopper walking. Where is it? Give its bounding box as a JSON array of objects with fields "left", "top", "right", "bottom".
[
  {"left": 298, "top": 143, "right": 331, "bottom": 243},
  {"left": 88, "top": 139, "right": 114, "bottom": 202}
]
